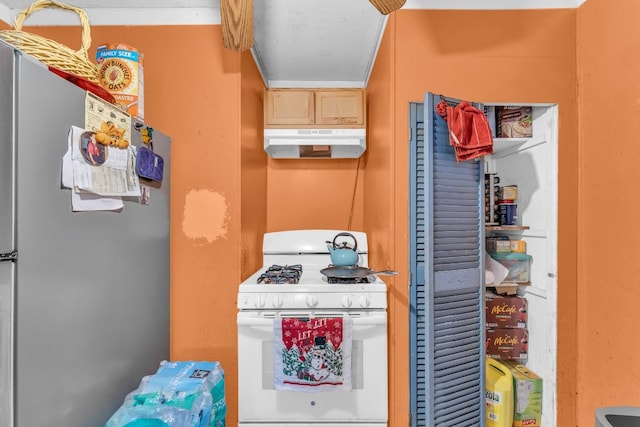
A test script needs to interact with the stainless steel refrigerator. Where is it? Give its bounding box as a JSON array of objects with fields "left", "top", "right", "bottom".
[{"left": 0, "top": 40, "right": 170, "bottom": 427}]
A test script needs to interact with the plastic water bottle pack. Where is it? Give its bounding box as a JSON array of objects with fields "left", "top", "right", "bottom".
[{"left": 105, "top": 360, "right": 227, "bottom": 427}]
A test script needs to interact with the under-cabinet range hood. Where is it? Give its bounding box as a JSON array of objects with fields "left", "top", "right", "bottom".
[
  {"left": 252, "top": 0, "right": 387, "bottom": 88},
  {"left": 264, "top": 128, "right": 366, "bottom": 159}
]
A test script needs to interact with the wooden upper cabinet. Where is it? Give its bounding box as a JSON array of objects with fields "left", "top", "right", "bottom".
[
  {"left": 265, "top": 90, "right": 315, "bottom": 125},
  {"left": 264, "top": 88, "right": 366, "bottom": 128},
  {"left": 315, "top": 89, "right": 365, "bottom": 126}
]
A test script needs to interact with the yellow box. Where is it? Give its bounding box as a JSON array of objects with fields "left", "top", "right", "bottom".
[
  {"left": 96, "top": 43, "right": 144, "bottom": 120},
  {"left": 510, "top": 240, "right": 527, "bottom": 253},
  {"left": 502, "top": 185, "right": 518, "bottom": 201}
]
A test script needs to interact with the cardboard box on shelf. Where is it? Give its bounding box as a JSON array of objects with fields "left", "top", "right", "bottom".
[
  {"left": 486, "top": 328, "right": 528, "bottom": 361},
  {"left": 501, "top": 360, "right": 543, "bottom": 427},
  {"left": 510, "top": 240, "right": 527, "bottom": 253},
  {"left": 501, "top": 185, "right": 519, "bottom": 201},
  {"left": 497, "top": 106, "right": 533, "bottom": 138},
  {"left": 485, "top": 292, "right": 527, "bottom": 329},
  {"left": 486, "top": 237, "right": 511, "bottom": 253},
  {"left": 489, "top": 284, "right": 520, "bottom": 296},
  {"left": 97, "top": 43, "right": 144, "bottom": 120}
]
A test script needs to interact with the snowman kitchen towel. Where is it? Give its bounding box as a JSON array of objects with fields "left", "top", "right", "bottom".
[{"left": 274, "top": 316, "right": 352, "bottom": 392}]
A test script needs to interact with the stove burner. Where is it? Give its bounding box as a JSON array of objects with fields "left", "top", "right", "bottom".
[
  {"left": 327, "top": 276, "right": 374, "bottom": 284},
  {"left": 257, "top": 264, "right": 302, "bottom": 284}
]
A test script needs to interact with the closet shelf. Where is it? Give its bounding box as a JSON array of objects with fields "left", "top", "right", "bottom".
[{"left": 485, "top": 225, "right": 530, "bottom": 231}]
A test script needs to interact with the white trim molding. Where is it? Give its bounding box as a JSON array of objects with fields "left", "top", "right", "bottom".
[
  {"left": 0, "top": 0, "right": 586, "bottom": 26},
  {"left": 404, "top": 0, "right": 586, "bottom": 9},
  {"left": 0, "top": 7, "right": 221, "bottom": 26}
]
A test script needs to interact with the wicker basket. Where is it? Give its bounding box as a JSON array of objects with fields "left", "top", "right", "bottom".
[{"left": 0, "top": 0, "right": 99, "bottom": 83}]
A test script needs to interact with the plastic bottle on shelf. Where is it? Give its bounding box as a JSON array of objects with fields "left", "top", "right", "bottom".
[{"left": 485, "top": 358, "right": 514, "bottom": 427}]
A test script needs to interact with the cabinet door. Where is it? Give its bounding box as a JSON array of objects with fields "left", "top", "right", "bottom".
[
  {"left": 264, "top": 90, "right": 315, "bottom": 126},
  {"left": 315, "top": 89, "right": 364, "bottom": 126},
  {"left": 409, "top": 93, "right": 485, "bottom": 427}
]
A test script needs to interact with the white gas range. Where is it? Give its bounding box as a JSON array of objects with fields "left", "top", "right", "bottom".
[{"left": 237, "top": 229, "right": 389, "bottom": 427}]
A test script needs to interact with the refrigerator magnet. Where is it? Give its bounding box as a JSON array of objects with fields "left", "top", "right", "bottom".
[{"left": 80, "top": 131, "right": 107, "bottom": 166}]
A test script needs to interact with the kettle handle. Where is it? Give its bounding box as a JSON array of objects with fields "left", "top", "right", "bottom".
[{"left": 332, "top": 232, "right": 358, "bottom": 251}]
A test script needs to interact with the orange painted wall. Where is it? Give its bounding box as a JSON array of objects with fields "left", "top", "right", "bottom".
[
  {"left": 240, "top": 50, "right": 267, "bottom": 280},
  {"left": 265, "top": 158, "right": 365, "bottom": 231},
  {"left": 365, "top": 15, "right": 399, "bottom": 423},
  {"left": 577, "top": 0, "right": 640, "bottom": 425}
]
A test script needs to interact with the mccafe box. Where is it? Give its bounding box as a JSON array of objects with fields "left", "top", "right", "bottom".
[
  {"left": 486, "top": 328, "right": 528, "bottom": 361},
  {"left": 485, "top": 292, "right": 527, "bottom": 329}
]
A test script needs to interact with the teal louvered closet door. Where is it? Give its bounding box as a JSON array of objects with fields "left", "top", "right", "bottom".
[{"left": 409, "top": 93, "right": 485, "bottom": 427}]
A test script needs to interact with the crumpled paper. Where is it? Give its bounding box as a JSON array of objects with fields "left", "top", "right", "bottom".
[{"left": 484, "top": 251, "right": 509, "bottom": 285}]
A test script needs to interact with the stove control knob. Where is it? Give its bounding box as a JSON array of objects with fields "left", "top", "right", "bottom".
[
  {"left": 359, "top": 294, "right": 371, "bottom": 308},
  {"left": 341, "top": 295, "right": 353, "bottom": 308},
  {"left": 306, "top": 295, "right": 318, "bottom": 308},
  {"left": 255, "top": 294, "right": 266, "bottom": 308},
  {"left": 273, "top": 294, "right": 284, "bottom": 308}
]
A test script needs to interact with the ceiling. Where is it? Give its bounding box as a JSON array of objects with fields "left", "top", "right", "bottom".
[
  {"left": 0, "top": 0, "right": 585, "bottom": 88},
  {"left": 252, "top": 0, "right": 386, "bottom": 87},
  {"left": 0, "top": 0, "right": 217, "bottom": 8},
  {"left": 0, "top": 0, "right": 585, "bottom": 10}
]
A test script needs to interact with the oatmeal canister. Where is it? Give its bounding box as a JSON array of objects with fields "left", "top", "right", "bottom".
[
  {"left": 96, "top": 43, "right": 144, "bottom": 120},
  {"left": 498, "top": 201, "right": 517, "bottom": 226}
]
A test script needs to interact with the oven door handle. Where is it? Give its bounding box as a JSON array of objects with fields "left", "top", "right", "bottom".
[
  {"left": 237, "top": 314, "right": 387, "bottom": 326},
  {"left": 237, "top": 317, "right": 274, "bottom": 326}
]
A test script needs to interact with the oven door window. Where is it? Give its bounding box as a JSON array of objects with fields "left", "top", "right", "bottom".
[{"left": 263, "top": 339, "right": 364, "bottom": 390}]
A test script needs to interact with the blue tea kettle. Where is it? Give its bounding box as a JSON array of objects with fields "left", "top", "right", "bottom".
[{"left": 326, "top": 232, "right": 359, "bottom": 266}]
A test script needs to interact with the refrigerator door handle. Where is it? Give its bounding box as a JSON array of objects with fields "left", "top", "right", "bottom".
[{"left": 0, "top": 250, "right": 17, "bottom": 261}]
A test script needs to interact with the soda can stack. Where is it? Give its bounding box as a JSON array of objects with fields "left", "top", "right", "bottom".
[{"left": 484, "top": 173, "right": 502, "bottom": 224}]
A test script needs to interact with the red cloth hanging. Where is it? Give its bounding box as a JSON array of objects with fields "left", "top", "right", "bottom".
[{"left": 436, "top": 99, "right": 493, "bottom": 161}]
